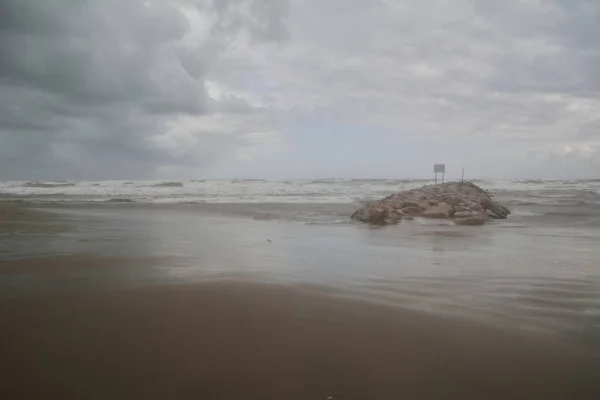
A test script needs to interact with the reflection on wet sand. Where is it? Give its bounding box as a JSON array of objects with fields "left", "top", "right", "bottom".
[
  {"left": 1, "top": 277, "right": 599, "bottom": 400},
  {"left": 2, "top": 204, "right": 600, "bottom": 399}
]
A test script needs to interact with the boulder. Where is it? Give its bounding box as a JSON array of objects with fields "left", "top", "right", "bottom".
[
  {"left": 468, "top": 203, "right": 483, "bottom": 212},
  {"left": 366, "top": 209, "right": 386, "bottom": 224},
  {"left": 401, "top": 206, "right": 423, "bottom": 216},
  {"left": 454, "top": 215, "right": 486, "bottom": 226},
  {"left": 386, "top": 212, "right": 401, "bottom": 224},
  {"left": 453, "top": 211, "right": 473, "bottom": 219},
  {"left": 422, "top": 203, "right": 452, "bottom": 219},
  {"left": 486, "top": 209, "right": 501, "bottom": 219}
]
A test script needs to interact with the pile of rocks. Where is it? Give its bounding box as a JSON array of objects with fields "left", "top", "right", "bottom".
[{"left": 351, "top": 181, "right": 510, "bottom": 226}]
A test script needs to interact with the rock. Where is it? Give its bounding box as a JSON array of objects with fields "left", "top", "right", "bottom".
[
  {"left": 422, "top": 203, "right": 452, "bottom": 219},
  {"left": 351, "top": 181, "right": 510, "bottom": 226},
  {"left": 486, "top": 204, "right": 508, "bottom": 219},
  {"left": 454, "top": 215, "right": 486, "bottom": 226},
  {"left": 401, "top": 206, "right": 423, "bottom": 216},
  {"left": 468, "top": 203, "right": 483, "bottom": 212},
  {"left": 387, "top": 198, "right": 404, "bottom": 208},
  {"left": 441, "top": 196, "right": 462, "bottom": 207},
  {"left": 366, "top": 209, "right": 386, "bottom": 224},
  {"left": 351, "top": 208, "right": 386, "bottom": 224},
  {"left": 486, "top": 209, "right": 501, "bottom": 219},
  {"left": 453, "top": 211, "right": 473, "bottom": 219},
  {"left": 386, "top": 212, "right": 401, "bottom": 224}
]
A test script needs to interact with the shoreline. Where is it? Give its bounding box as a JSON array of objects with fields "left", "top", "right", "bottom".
[
  {"left": 0, "top": 202, "right": 66, "bottom": 232},
  {"left": 1, "top": 276, "right": 599, "bottom": 399}
]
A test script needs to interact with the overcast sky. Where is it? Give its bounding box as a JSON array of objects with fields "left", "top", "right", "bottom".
[{"left": 1, "top": 0, "right": 599, "bottom": 180}]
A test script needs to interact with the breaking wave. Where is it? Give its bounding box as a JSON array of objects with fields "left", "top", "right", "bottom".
[
  {"left": 106, "top": 198, "right": 134, "bottom": 203},
  {"left": 23, "top": 182, "right": 77, "bottom": 188},
  {"left": 152, "top": 182, "right": 184, "bottom": 188}
]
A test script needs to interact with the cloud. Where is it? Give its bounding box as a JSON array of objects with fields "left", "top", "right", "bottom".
[
  {"left": 239, "top": 0, "right": 600, "bottom": 178},
  {"left": 0, "top": 0, "right": 288, "bottom": 179},
  {"left": 1, "top": 0, "right": 599, "bottom": 179}
]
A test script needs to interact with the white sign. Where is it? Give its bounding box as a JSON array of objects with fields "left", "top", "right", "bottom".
[{"left": 434, "top": 164, "right": 445, "bottom": 173}]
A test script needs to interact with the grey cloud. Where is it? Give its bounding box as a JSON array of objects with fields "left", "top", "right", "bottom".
[
  {"left": 209, "top": 0, "right": 290, "bottom": 42},
  {"left": 1, "top": 0, "right": 599, "bottom": 180},
  {"left": 260, "top": 1, "right": 599, "bottom": 145},
  {"left": 0, "top": 1, "right": 202, "bottom": 111},
  {"left": 0, "top": 0, "right": 289, "bottom": 179}
]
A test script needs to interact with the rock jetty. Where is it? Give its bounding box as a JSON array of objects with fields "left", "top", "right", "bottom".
[{"left": 351, "top": 181, "right": 510, "bottom": 225}]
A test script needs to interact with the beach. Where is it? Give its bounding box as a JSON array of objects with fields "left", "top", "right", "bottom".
[
  {"left": 1, "top": 179, "right": 600, "bottom": 399},
  {"left": 1, "top": 272, "right": 599, "bottom": 399}
]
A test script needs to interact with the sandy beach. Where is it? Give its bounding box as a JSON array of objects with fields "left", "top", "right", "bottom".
[
  {"left": 1, "top": 264, "right": 599, "bottom": 400},
  {"left": 1, "top": 200, "right": 600, "bottom": 399}
]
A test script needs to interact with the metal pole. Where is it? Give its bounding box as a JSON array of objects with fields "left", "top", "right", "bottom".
[{"left": 461, "top": 168, "right": 465, "bottom": 184}]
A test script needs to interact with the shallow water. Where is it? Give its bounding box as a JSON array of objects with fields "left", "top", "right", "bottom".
[{"left": 2, "top": 203, "right": 599, "bottom": 354}]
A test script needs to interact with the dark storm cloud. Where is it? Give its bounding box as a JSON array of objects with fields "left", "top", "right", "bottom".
[
  {"left": 0, "top": 0, "right": 198, "bottom": 110},
  {"left": 0, "top": 0, "right": 288, "bottom": 179}
]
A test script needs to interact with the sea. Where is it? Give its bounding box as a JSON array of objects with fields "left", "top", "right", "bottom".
[{"left": 1, "top": 178, "right": 600, "bottom": 354}]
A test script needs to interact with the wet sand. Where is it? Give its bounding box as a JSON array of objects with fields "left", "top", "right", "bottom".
[
  {"left": 0, "top": 203, "right": 39, "bottom": 227},
  {"left": 1, "top": 261, "right": 599, "bottom": 400},
  {"left": 0, "top": 203, "right": 65, "bottom": 232},
  {"left": 2, "top": 204, "right": 600, "bottom": 399}
]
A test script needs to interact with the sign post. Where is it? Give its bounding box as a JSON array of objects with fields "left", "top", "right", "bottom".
[{"left": 434, "top": 164, "right": 445, "bottom": 186}]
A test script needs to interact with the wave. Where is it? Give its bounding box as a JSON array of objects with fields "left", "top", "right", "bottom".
[
  {"left": 509, "top": 179, "right": 600, "bottom": 185},
  {"left": 509, "top": 201, "right": 545, "bottom": 207},
  {"left": 350, "top": 179, "right": 428, "bottom": 184},
  {"left": 152, "top": 182, "right": 184, "bottom": 188},
  {"left": 567, "top": 178, "right": 600, "bottom": 183},
  {"left": 106, "top": 198, "right": 134, "bottom": 203},
  {"left": 540, "top": 209, "right": 600, "bottom": 218},
  {"left": 514, "top": 179, "right": 547, "bottom": 184},
  {"left": 351, "top": 179, "right": 390, "bottom": 182},
  {"left": 573, "top": 190, "right": 600, "bottom": 199},
  {"left": 23, "top": 182, "right": 76, "bottom": 188},
  {"left": 3, "top": 179, "right": 598, "bottom": 212},
  {"left": 230, "top": 179, "right": 267, "bottom": 184}
]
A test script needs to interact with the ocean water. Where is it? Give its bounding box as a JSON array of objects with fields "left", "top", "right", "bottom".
[
  {"left": 1, "top": 178, "right": 599, "bottom": 209},
  {"left": 2, "top": 178, "right": 600, "bottom": 226},
  {"left": 2, "top": 179, "right": 441, "bottom": 204},
  {"left": 2, "top": 179, "right": 600, "bottom": 353}
]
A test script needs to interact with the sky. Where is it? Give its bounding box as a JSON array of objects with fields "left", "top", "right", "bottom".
[{"left": 1, "top": 0, "right": 599, "bottom": 180}]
